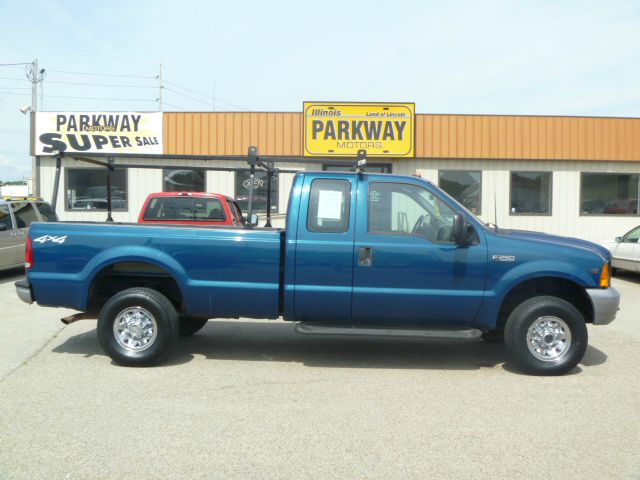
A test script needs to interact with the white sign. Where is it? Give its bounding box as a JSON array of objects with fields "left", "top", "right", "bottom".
[
  {"left": 34, "top": 112, "right": 163, "bottom": 155},
  {"left": 317, "top": 190, "right": 344, "bottom": 220}
]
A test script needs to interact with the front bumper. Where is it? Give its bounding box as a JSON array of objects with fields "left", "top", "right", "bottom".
[
  {"left": 586, "top": 287, "right": 620, "bottom": 325},
  {"left": 15, "top": 279, "right": 34, "bottom": 304}
]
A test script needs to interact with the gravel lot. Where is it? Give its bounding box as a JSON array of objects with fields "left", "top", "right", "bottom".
[{"left": 0, "top": 268, "right": 639, "bottom": 479}]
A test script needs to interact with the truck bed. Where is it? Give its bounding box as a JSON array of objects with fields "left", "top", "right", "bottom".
[{"left": 29, "top": 221, "right": 284, "bottom": 319}]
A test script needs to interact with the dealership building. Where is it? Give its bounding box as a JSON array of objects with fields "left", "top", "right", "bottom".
[{"left": 31, "top": 104, "right": 640, "bottom": 241}]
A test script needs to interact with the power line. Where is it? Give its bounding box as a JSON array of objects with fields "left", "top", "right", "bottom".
[
  {"left": 45, "top": 80, "right": 156, "bottom": 88},
  {"left": 46, "top": 68, "right": 156, "bottom": 79},
  {"left": 0, "top": 78, "right": 25, "bottom": 104},
  {"left": 164, "top": 78, "right": 248, "bottom": 110},
  {"left": 163, "top": 79, "right": 213, "bottom": 100},
  {"left": 0, "top": 77, "right": 24, "bottom": 81},
  {"left": 0, "top": 90, "right": 156, "bottom": 102},
  {"left": 164, "top": 86, "right": 214, "bottom": 106},
  {"left": 162, "top": 101, "right": 189, "bottom": 111}
]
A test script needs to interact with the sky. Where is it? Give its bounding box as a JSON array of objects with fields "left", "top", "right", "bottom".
[{"left": 0, "top": 0, "right": 639, "bottom": 180}]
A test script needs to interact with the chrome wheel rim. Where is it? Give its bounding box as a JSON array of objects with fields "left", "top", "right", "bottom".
[
  {"left": 113, "top": 307, "right": 158, "bottom": 352},
  {"left": 526, "top": 316, "right": 572, "bottom": 362}
]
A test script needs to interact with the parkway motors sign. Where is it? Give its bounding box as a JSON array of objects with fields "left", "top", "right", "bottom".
[
  {"left": 303, "top": 102, "right": 415, "bottom": 157},
  {"left": 34, "top": 112, "right": 163, "bottom": 155}
]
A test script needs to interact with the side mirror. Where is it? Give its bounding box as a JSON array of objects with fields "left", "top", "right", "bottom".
[
  {"left": 452, "top": 213, "right": 465, "bottom": 244},
  {"left": 615, "top": 236, "right": 622, "bottom": 243}
]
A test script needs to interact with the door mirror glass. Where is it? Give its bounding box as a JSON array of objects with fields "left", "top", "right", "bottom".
[{"left": 452, "top": 213, "right": 466, "bottom": 244}]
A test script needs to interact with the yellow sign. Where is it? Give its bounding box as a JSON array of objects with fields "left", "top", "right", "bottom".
[{"left": 303, "top": 102, "right": 414, "bottom": 157}]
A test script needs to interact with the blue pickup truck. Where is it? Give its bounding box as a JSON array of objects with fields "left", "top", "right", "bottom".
[{"left": 16, "top": 170, "right": 619, "bottom": 375}]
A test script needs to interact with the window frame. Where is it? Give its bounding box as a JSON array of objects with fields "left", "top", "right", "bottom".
[
  {"left": 579, "top": 172, "right": 640, "bottom": 217},
  {"left": 306, "top": 178, "right": 352, "bottom": 234},
  {"left": 438, "top": 169, "right": 482, "bottom": 215},
  {"left": 64, "top": 167, "right": 129, "bottom": 212},
  {"left": 509, "top": 171, "right": 553, "bottom": 216}
]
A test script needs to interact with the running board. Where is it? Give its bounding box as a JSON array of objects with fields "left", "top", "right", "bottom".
[{"left": 294, "top": 323, "right": 482, "bottom": 339}]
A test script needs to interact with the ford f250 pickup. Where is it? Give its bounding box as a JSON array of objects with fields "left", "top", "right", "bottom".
[{"left": 15, "top": 170, "right": 620, "bottom": 375}]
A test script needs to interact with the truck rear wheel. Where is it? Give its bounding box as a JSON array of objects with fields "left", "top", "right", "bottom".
[
  {"left": 504, "top": 296, "right": 588, "bottom": 375},
  {"left": 97, "top": 287, "right": 179, "bottom": 366},
  {"left": 179, "top": 317, "right": 208, "bottom": 337}
]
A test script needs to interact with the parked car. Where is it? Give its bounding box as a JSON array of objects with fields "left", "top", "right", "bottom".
[
  {"left": 138, "top": 192, "right": 244, "bottom": 226},
  {"left": 0, "top": 196, "right": 57, "bottom": 271},
  {"left": 16, "top": 172, "right": 619, "bottom": 375},
  {"left": 599, "top": 225, "right": 640, "bottom": 273}
]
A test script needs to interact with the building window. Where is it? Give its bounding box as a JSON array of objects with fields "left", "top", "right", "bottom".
[
  {"left": 234, "top": 171, "right": 278, "bottom": 213},
  {"left": 510, "top": 172, "right": 552, "bottom": 215},
  {"left": 307, "top": 179, "right": 351, "bottom": 233},
  {"left": 66, "top": 168, "right": 128, "bottom": 211},
  {"left": 323, "top": 163, "right": 392, "bottom": 173},
  {"left": 580, "top": 173, "right": 639, "bottom": 215},
  {"left": 163, "top": 169, "right": 205, "bottom": 192},
  {"left": 438, "top": 170, "right": 481, "bottom": 215}
]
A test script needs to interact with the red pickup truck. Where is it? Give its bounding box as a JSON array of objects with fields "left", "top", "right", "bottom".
[{"left": 138, "top": 192, "right": 244, "bottom": 226}]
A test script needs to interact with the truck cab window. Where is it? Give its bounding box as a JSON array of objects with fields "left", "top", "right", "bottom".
[
  {"left": 369, "top": 182, "right": 456, "bottom": 242},
  {"left": 307, "top": 179, "right": 351, "bottom": 233}
]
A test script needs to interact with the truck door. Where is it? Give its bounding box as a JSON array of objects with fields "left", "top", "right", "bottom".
[
  {"left": 351, "top": 179, "right": 487, "bottom": 326},
  {"left": 293, "top": 175, "right": 356, "bottom": 324}
]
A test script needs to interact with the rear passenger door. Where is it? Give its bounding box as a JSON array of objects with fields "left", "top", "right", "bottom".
[
  {"left": 293, "top": 176, "right": 356, "bottom": 324},
  {"left": 0, "top": 205, "right": 20, "bottom": 268}
]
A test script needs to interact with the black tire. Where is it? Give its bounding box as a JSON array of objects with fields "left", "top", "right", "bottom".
[
  {"left": 504, "top": 296, "right": 588, "bottom": 375},
  {"left": 97, "top": 287, "right": 179, "bottom": 366},
  {"left": 179, "top": 317, "right": 208, "bottom": 337}
]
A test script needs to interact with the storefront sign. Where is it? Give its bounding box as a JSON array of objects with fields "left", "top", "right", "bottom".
[
  {"left": 34, "top": 112, "right": 163, "bottom": 155},
  {"left": 303, "top": 102, "right": 415, "bottom": 157}
]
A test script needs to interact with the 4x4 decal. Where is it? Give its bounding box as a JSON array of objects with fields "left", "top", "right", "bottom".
[{"left": 33, "top": 235, "right": 67, "bottom": 245}]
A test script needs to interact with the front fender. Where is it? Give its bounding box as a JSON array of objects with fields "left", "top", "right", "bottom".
[{"left": 474, "top": 260, "right": 593, "bottom": 329}]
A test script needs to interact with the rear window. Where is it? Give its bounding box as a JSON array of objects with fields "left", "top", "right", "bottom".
[
  {"left": 35, "top": 202, "right": 58, "bottom": 221},
  {"left": 0, "top": 205, "right": 12, "bottom": 230},
  {"left": 11, "top": 202, "right": 39, "bottom": 228},
  {"left": 144, "top": 196, "right": 227, "bottom": 222}
]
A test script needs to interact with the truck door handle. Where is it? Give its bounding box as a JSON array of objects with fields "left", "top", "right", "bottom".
[{"left": 358, "top": 247, "right": 373, "bottom": 267}]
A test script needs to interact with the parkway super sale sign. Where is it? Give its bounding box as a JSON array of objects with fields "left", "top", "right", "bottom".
[
  {"left": 303, "top": 102, "right": 415, "bottom": 157},
  {"left": 34, "top": 112, "right": 163, "bottom": 155}
]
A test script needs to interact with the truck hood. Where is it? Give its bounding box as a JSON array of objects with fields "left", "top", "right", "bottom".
[{"left": 491, "top": 228, "right": 610, "bottom": 262}]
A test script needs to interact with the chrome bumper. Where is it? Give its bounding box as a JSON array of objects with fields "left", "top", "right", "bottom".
[
  {"left": 15, "top": 279, "right": 34, "bottom": 304},
  {"left": 586, "top": 287, "right": 620, "bottom": 325}
]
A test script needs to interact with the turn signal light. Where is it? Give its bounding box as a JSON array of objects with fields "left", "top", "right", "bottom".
[{"left": 599, "top": 262, "right": 610, "bottom": 288}]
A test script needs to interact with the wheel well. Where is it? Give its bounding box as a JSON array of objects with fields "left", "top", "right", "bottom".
[
  {"left": 496, "top": 277, "right": 593, "bottom": 331},
  {"left": 88, "top": 262, "right": 183, "bottom": 314}
]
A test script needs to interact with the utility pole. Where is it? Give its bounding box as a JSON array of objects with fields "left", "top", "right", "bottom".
[
  {"left": 212, "top": 75, "right": 216, "bottom": 112},
  {"left": 31, "top": 58, "right": 38, "bottom": 111},
  {"left": 158, "top": 63, "right": 163, "bottom": 111}
]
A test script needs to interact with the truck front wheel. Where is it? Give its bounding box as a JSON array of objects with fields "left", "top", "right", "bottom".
[
  {"left": 504, "top": 296, "right": 588, "bottom": 375},
  {"left": 97, "top": 287, "right": 179, "bottom": 366}
]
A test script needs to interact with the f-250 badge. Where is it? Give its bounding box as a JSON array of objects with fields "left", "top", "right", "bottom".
[
  {"left": 492, "top": 254, "right": 516, "bottom": 262},
  {"left": 33, "top": 235, "right": 67, "bottom": 245}
]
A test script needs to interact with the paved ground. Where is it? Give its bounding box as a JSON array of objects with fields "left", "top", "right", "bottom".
[{"left": 0, "top": 269, "right": 639, "bottom": 480}]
